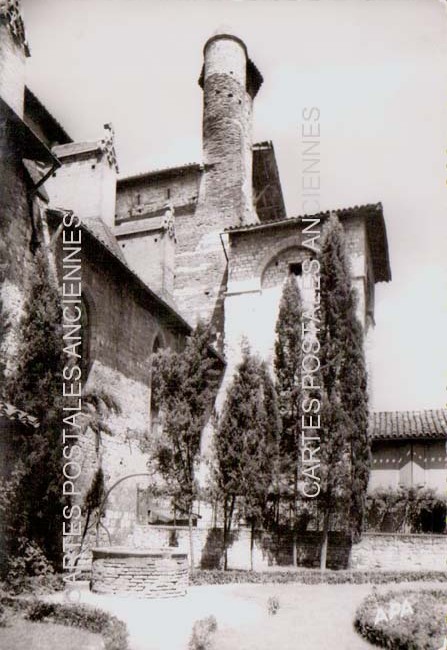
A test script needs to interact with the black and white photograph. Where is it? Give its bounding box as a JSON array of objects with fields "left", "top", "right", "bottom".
[{"left": 0, "top": 1, "right": 446, "bottom": 648}]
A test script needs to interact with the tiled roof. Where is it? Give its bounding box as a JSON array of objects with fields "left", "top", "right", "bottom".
[
  {"left": 370, "top": 410, "right": 447, "bottom": 441},
  {"left": 82, "top": 217, "right": 126, "bottom": 264},
  {"left": 225, "top": 203, "right": 391, "bottom": 283},
  {"left": 117, "top": 163, "right": 202, "bottom": 185},
  {"left": 0, "top": 401, "right": 39, "bottom": 429},
  {"left": 225, "top": 203, "right": 378, "bottom": 233}
]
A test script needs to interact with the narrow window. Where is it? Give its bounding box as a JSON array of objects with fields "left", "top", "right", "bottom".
[{"left": 289, "top": 262, "right": 302, "bottom": 277}]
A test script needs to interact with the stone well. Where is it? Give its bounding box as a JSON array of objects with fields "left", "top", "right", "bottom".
[{"left": 91, "top": 547, "right": 188, "bottom": 598}]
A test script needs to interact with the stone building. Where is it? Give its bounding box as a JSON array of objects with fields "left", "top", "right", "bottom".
[{"left": 0, "top": 1, "right": 445, "bottom": 571}]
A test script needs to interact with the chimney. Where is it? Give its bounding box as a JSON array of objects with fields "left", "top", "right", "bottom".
[
  {"left": 0, "top": 0, "right": 30, "bottom": 117},
  {"left": 46, "top": 124, "right": 118, "bottom": 229}
]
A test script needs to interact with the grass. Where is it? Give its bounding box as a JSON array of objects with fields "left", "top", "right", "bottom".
[
  {"left": 208, "top": 582, "right": 375, "bottom": 650},
  {"left": 0, "top": 614, "right": 103, "bottom": 650}
]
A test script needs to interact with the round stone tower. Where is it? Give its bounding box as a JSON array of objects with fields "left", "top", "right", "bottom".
[
  {"left": 199, "top": 32, "right": 263, "bottom": 228},
  {"left": 174, "top": 33, "right": 263, "bottom": 336}
]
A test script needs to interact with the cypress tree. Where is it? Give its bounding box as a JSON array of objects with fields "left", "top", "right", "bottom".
[
  {"left": 4, "top": 248, "right": 65, "bottom": 568},
  {"left": 151, "top": 321, "right": 221, "bottom": 570},
  {"left": 318, "top": 214, "right": 370, "bottom": 567},
  {"left": 273, "top": 273, "right": 303, "bottom": 564},
  {"left": 215, "top": 346, "right": 279, "bottom": 570}
]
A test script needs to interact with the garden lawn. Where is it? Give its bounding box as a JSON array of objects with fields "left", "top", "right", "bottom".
[
  {"left": 0, "top": 615, "right": 103, "bottom": 650},
  {"left": 45, "top": 579, "right": 445, "bottom": 650}
]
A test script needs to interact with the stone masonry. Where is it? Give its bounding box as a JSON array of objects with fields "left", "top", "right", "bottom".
[
  {"left": 350, "top": 533, "right": 447, "bottom": 571},
  {"left": 91, "top": 547, "right": 188, "bottom": 598}
]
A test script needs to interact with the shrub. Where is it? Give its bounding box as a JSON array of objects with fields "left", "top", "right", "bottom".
[
  {"left": 26, "top": 600, "right": 128, "bottom": 650},
  {"left": 267, "top": 595, "right": 280, "bottom": 615},
  {"left": 0, "top": 601, "right": 9, "bottom": 628},
  {"left": 2, "top": 538, "right": 55, "bottom": 594},
  {"left": 190, "top": 568, "right": 447, "bottom": 586},
  {"left": 188, "top": 615, "right": 218, "bottom": 650},
  {"left": 366, "top": 486, "right": 447, "bottom": 533},
  {"left": 354, "top": 588, "right": 447, "bottom": 649}
]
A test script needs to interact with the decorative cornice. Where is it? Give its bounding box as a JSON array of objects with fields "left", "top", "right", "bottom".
[
  {"left": 0, "top": 0, "right": 30, "bottom": 57},
  {"left": 100, "top": 122, "right": 119, "bottom": 173}
]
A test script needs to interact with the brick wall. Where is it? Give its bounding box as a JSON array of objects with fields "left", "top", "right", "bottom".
[
  {"left": 116, "top": 170, "right": 200, "bottom": 223},
  {"left": 49, "top": 218, "right": 186, "bottom": 572},
  {"left": 351, "top": 533, "right": 447, "bottom": 571}
]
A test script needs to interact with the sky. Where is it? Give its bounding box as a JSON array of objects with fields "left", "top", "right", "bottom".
[{"left": 21, "top": 0, "right": 447, "bottom": 412}]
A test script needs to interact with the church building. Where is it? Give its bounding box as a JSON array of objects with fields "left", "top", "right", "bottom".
[{"left": 0, "top": 0, "right": 445, "bottom": 570}]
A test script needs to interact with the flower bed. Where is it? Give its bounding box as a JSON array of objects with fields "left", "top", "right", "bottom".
[
  {"left": 354, "top": 588, "right": 447, "bottom": 649},
  {"left": 0, "top": 594, "right": 128, "bottom": 650}
]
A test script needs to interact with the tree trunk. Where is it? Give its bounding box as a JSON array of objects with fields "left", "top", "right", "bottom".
[
  {"left": 188, "top": 510, "right": 195, "bottom": 574},
  {"left": 292, "top": 469, "right": 298, "bottom": 567},
  {"left": 320, "top": 510, "right": 330, "bottom": 570},
  {"left": 223, "top": 499, "right": 228, "bottom": 571},
  {"left": 223, "top": 495, "right": 236, "bottom": 571},
  {"left": 250, "top": 520, "right": 255, "bottom": 571}
]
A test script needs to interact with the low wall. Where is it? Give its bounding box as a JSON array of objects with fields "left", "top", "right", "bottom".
[
  {"left": 127, "top": 525, "right": 351, "bottom": 570},
  {"left": 350, "top": 533, "right": 447, "bottom": 571},
  {"left": 91, "top": 547, "right": 188, "bottom": 598}
]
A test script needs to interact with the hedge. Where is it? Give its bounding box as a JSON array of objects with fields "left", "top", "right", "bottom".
[
  {"left": 0, "top": 595, "right": 128, "bottom": 650},
  {"left": 190, "top": 568, "right": 447, "bottom": 586},
  {"left": 26, "top": 601, "right": 128, "bottom": 650},
  {"left": 354, "top": 588, "right": 447, "bottom": 649}
]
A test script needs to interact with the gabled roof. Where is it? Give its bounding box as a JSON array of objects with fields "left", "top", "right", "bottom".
[
  {"left": 225, "top": 203, "right": 391, "bottom": 283},
  {"left": 370, "top": 410, "right": 447, "bottom": 441},
  {"left": 117, "top": 163, "right": 203, "bottom": 186},
  {"left": 0, "top": 401, "right": 39, "bottom": 429},
  {"left": 81, "top": 217, "right": 126, "bottom": 264}
]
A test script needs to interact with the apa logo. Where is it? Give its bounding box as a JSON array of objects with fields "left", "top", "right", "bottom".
[{"left": 374, "top": 599, "right": 414, "bottom": 626}]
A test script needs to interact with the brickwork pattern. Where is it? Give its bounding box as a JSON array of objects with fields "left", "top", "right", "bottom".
[
  {"left": 116, "top": 171, "right": 200, "bottom": 223},
  {"left": 91, "top": 548, "right": 188, "bottom": 598},
  {"left": 350, "top": 533, "right": 447, "bottom": 571}
]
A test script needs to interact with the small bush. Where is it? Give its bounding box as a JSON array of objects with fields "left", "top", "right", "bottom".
[
  {"left": 190, "top": 568, "right": 447, "bottom": 586},
  {"left": 267, "top": 595, "right": 280, "bottom": 615},
  {"left": 354, "top": 588, "right": 447, "bottom": 649},
  {"left": 26, "top": 600, "right": 128, "bottom": 650},
  {"left": 3, "top": 539, "right": 56, "bottom": 594},
  {"left": 0, "top": 601, "right": 10, "bottom": 628},
  {"left": 366, "top": 487, "right": 447, "bottom": 533},
  {"left": 188, "top": 615, "right": 218, "bottom": 650}
]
